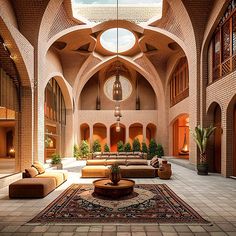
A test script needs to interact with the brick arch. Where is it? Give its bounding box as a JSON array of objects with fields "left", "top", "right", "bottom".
[
  {"left": 226, "top": 94, "right": 236, "bottom": 176},
  {"left": 0, "top": 18, "right": 33, "bottom": 88},
  {"left": 75, "top": 55, "right": 163, "bottom": 109},
  {"left": 43, "top": 72, "right": 73, "bottom": 110}
]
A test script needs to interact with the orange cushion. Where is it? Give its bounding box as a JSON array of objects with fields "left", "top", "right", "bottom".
[
  {"left": 32, "top": 161, "right": 45, "bottom": 174},
  {"left": 25, "top": 167, "right": 38, "bottom": 177}
]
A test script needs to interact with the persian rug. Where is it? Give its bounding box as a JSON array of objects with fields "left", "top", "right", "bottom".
[{"left": 29, "top": 184, "right": 208, "bottom": 224}]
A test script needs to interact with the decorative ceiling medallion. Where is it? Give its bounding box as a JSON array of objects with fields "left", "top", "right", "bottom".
[
  {"left": 100, "top": 28, "right": 136, "bottom": 53},
  {"left": 104, "top": 76, "right": 132, "bottom": 101}
]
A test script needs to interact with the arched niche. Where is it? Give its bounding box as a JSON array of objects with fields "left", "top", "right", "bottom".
[
  {"left": 80, "top": 123, "right": 90, "bottom": 143},
  {"left": 171, "top": 114, "right": 189, "bottom": 158},
  {"left": 110, "top": 123, "right": 126, "bottom": 152},
  {"left": 129, "top": 123, "right": 143, "bottom": 144},
  {"left": 93, "top": 123, "right": 107, "bottom": 151}
]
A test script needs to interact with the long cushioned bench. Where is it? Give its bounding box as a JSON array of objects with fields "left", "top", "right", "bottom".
[
  {"left": 81, "top": 159, "right": 157, "bottom": 178},
  {"left": 9, "top": 162, "right": 68, "bottom": 198},
  {"left": 92, "top": 152, "right": 147, "bottom": 159}
]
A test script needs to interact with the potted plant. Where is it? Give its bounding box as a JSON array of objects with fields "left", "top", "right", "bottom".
[
  {"left": 104, "top": 143, "right": 110, "bottom": 152},
  {"left": 51, "top": 153, "right": 62, "bottom": 169},
  {"left": 132, "top": 138, "right": 141, "bottom": 152},
  {"left": 157, "top": 144, "right": 164, "bottom": 158},
  {"left": 149, "top": 139, "right": 157, "bottom": 159},
  {"left": 92, "top": 139, "right": 102, "bottom": 153},
  {"left": 191, "top": 125, "right": 216, "bottom": 175},
  {"left": 124, "top": 142, "right": 132, "bottom": 152},
  {"left": 117, "top": 140, "right": 124, "bottom": 152},
  {"left": 79, "top": 140, "right": 90, "bottom": 159},
  {"left": 142, "top": 142, "right": 148, "bottom": 154},
  {"left": 109, "top": 163, "right": 121, "bottom": 185}
]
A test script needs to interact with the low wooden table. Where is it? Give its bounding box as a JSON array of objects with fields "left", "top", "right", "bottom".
[{"left": 93, "top": 178, "right": 135, "bottom": 198}]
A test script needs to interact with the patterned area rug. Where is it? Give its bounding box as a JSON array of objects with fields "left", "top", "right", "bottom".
[{"left": 29, "top": 184, "right": 208, "bottom": 224}]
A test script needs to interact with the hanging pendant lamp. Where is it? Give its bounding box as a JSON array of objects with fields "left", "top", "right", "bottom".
[{"left": 112, "top": 0, "right": 122, "bottom": 101}]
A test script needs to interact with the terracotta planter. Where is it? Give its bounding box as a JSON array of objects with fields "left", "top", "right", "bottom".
[{"left": 109, "top": 172, "right": 121, "bottom": 185}]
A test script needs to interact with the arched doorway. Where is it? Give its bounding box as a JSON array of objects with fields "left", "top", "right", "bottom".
[
  {"left": 93, "top": 123, "right": 107, "bottom": 151},
  {"left": 172, "top": 114, "right": 189, "bottom": 158},
  {"left": 44, "top": 78, "right": 66, "bottom": 161},
  {"left": 80, "top": 123, "right": 90, "bottom": 143},
  {"left": 146, "top": 123, "right": 156, "bottom": 145},
  {"left": 110, "top": 124, "right": 125, "bottom": 152},
  {"left": 213, "top": 105, "right": 222, "bottom": 173},
  {"left": 129, "top": 123, "right": 143, "bottom": 144}
]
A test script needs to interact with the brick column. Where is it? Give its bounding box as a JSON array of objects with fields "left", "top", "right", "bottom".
[
  {"left": 64, "top": 108, "right": 74, "bottom": 157},
  {"left": 106, "top": 126, "right": 110, "bottom": 148},
  {"left": 20, "top": 86, "right": 34, "bottom": 170}
]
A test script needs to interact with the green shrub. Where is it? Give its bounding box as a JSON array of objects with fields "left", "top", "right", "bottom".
[
  {"left": 149, "top": 139, "right": 157, "bottom": 159},
  {"left": 92, "top": 139, "right": 101, "bottom": 153},
  {"left": 117, "top": 140, "right": 124, "bottom": 152},
  {"left": 104, "top": 143, "right": 110, "bottom": 152},
  {"left": 132, "top": 138, "right": 141, "bottom": 152},
  {"left": 142, "top": 142, "right": 148, "bottom": 153},
  {"left": 73, "top": 144, "right": 79, "bottom": 158},
  {"left": 157, "top": 144, "right": 164, "bottom": 158},
  {"left": 124, "top": 142, "right": 132, "bottom": 152},
  {"left": 79, "top": 140, "right": 90, "bottom": 159},
  {"left": 51, "top": 153, "right": 61, "bottom": 164}
]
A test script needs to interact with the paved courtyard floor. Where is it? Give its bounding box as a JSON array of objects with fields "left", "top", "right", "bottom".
[{"left": 0, "top": 159, "right": 236, "bottom": 236}]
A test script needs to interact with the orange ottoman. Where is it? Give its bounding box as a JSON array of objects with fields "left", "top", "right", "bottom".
[{"left": 9, "top": 178, "right": 56, "bottom": 198}]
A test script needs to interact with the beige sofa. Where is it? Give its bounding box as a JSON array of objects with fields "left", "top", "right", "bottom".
[
  {"left": 92, "top": 152, "right": 147, "bottom": 159},
  {"left": 81, "top": 159, "right": 157, "bottom": 178}
]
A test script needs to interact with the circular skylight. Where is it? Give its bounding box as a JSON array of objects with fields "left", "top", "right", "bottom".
[
  {"left": 104, "top": 76, "right": 132, "bottom": 101},
  {"left": 100, "top": 28, "right": 136, "bottom": 53}
]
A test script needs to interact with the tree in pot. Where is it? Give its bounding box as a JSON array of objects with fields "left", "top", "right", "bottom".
[
  {"left": 117, "top": 140, "right": 124, "bottom": 152},
  {"left": 92, "top": 139, "right": 101, "bottom": 153},
  {"left": 124, "top": 142, "right": 132, "bottom": 152},
  {"left": 132, "top": 138, "right": 141, "bottom": 152},
  {"left": 191, "top": 125, "right": 216, "bottom": 175},
  {"left": 51, "top": 153, "right": 62, "bottom": 169},
  {"left": 104, "top": 143, "right": 110, "bottom": 152},
  {"left": 79, "top": 140, "right": 90, "bottom": 159}
]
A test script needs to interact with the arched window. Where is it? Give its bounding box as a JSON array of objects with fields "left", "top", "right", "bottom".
[
  {"left": 169, "top": 57, "right": 189, "bottom": 107},
  {"left": 210, "top": 0, "right": 236, "bottom": 81}
]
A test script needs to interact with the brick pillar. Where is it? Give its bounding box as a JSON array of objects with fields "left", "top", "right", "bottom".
[
  {"left": 143, "top": 125, "right": 146, "bottom": 142},
  {"left": 20, "top": 86, "right": 34, "bottom": 170},
  {"left": 106, "top": 126, "right": 110, "bottom": 148},
  {"left": 126, "top": 126, "right": 129, "bottom": 143},
  {"left": 64, "top": 108, "right": 74, "bottom": 157}
]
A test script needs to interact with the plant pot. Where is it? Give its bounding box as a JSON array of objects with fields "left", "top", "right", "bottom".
[
  {"left": 52, "top": 163, "right": 63, "bottom": 170},
  {"left": 109, "top": 172, "right": 121, "bottom": 185},
  {"left": 197, "top": 164, "right": 208, "bottom": 175}
]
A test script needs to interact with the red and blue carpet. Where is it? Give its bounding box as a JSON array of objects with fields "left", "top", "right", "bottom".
[{"left": 29, "top": 184, "right": 208, "bottom": 224}]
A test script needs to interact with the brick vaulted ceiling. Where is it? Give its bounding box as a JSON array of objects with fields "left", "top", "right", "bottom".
[{"left": 7, "top": 0, "right": 217, "bottom": 84}]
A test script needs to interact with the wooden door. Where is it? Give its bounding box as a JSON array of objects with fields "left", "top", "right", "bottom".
[
  {"left": 234, "top": 105, "right": 236, "bottom": 176},
  {"left": 214, "top": 106, "right": 221, "bottom": 173}
]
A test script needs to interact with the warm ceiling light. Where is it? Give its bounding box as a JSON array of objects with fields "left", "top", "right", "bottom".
[
  {"left": 114, "top": 104, "right": 122, "bottom": 117},
  {"left": 116, "top": 122, "right": 121, "bottom": 132}
]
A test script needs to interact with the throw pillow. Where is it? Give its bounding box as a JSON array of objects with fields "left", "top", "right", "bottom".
[
  {"left": 150, "top": 156, "right": 158, "bottom": 165},
  {"left": 151, "top": 159, "right": 159, "bottom": 168},
  {"left": 25, "top": 167, "right": 38, "bottom": 177},
  {"left": 32, "top": 161, "right": 45, "bottom": 174}
]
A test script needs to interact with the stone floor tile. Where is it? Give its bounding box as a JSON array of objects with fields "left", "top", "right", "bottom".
[
  {"left": 217, "top": 223, "right": 236, "bottom": 232},
  {"left": 194, "top": 233, "right": 211, "bottom": 236},
  {"left": 102, "top": 232, "right": 116, "bottom": 236},
  {"left": 209, "top": 232, "right": 228, "bottom": 236},
  {"left": 131, "top": 226, "right": 145, "bottom": 231},
  {"left": 43, "top": 233, "right": 59, "bottom": 236},
  {"left": 17, "top": 225, "right": 35, "bottom": 233},
  {"left": 174, "top": 225, "right": 191, "bottom": 232},
  {"left": 117, "top": 233, "right": 131, "bottom": 236},
  {"left": 117, "top": 226, "right": 130, "bottom": 232},
  {"left": 146, "top": 232, "right": 163, "bottom": 236},
  {"left": 61, "top": 226, "right": 77, "bottom": 232},
  {"left": 102, "top": 225, "right": 116, "bottom": 231},
  {"left": 131, "top": 232, "right": 146, "bottom": 236},
  {"left": 203, "top": 225, "right": 222, "bottom": 232},
  {"left": 0, "top": 233, "right": 13, "bottom": 236},
  {"left": 59, "top": 232, "right": 74, "bottom": 236},
  {"left": 1, "top": 225, "right": 20, "bottom": 233},
  {"left": 47, "top": 226, "right": 63, "bottom": 232},
  {"left": 189, "top": 226, "right": 206, "bottom": 233},
  {"left": 159, "top": 226, "right": 176, "bottom": 232},
  {"left": 27, "top": 233, "right": 44, "bottom": 236},
  {"left": 89, "top": 226, "right": 103, "bottom": 232},
  {"left": 162, "top": 233, "right": 178, "bottom": 236},
  {"left": 87, "top": 232, "right": 102, "bottom": 236},
  {"left": 175, "top": 233, "right": 194, "bottom": 236},
  {"left": 73, "top": 233, "right": 88, "bottom": 236},
  {"left": 145, "top": 225, "right": 160, "bottom": 232},
  {"left": 76, "top": 226, "right": 90, "bottom": 232},
  {"left": 226, "top": 232, "right": 236, "bottom": 236},
  {"left": 31, "top": 226, "right": 49, "bottom": 233}
]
